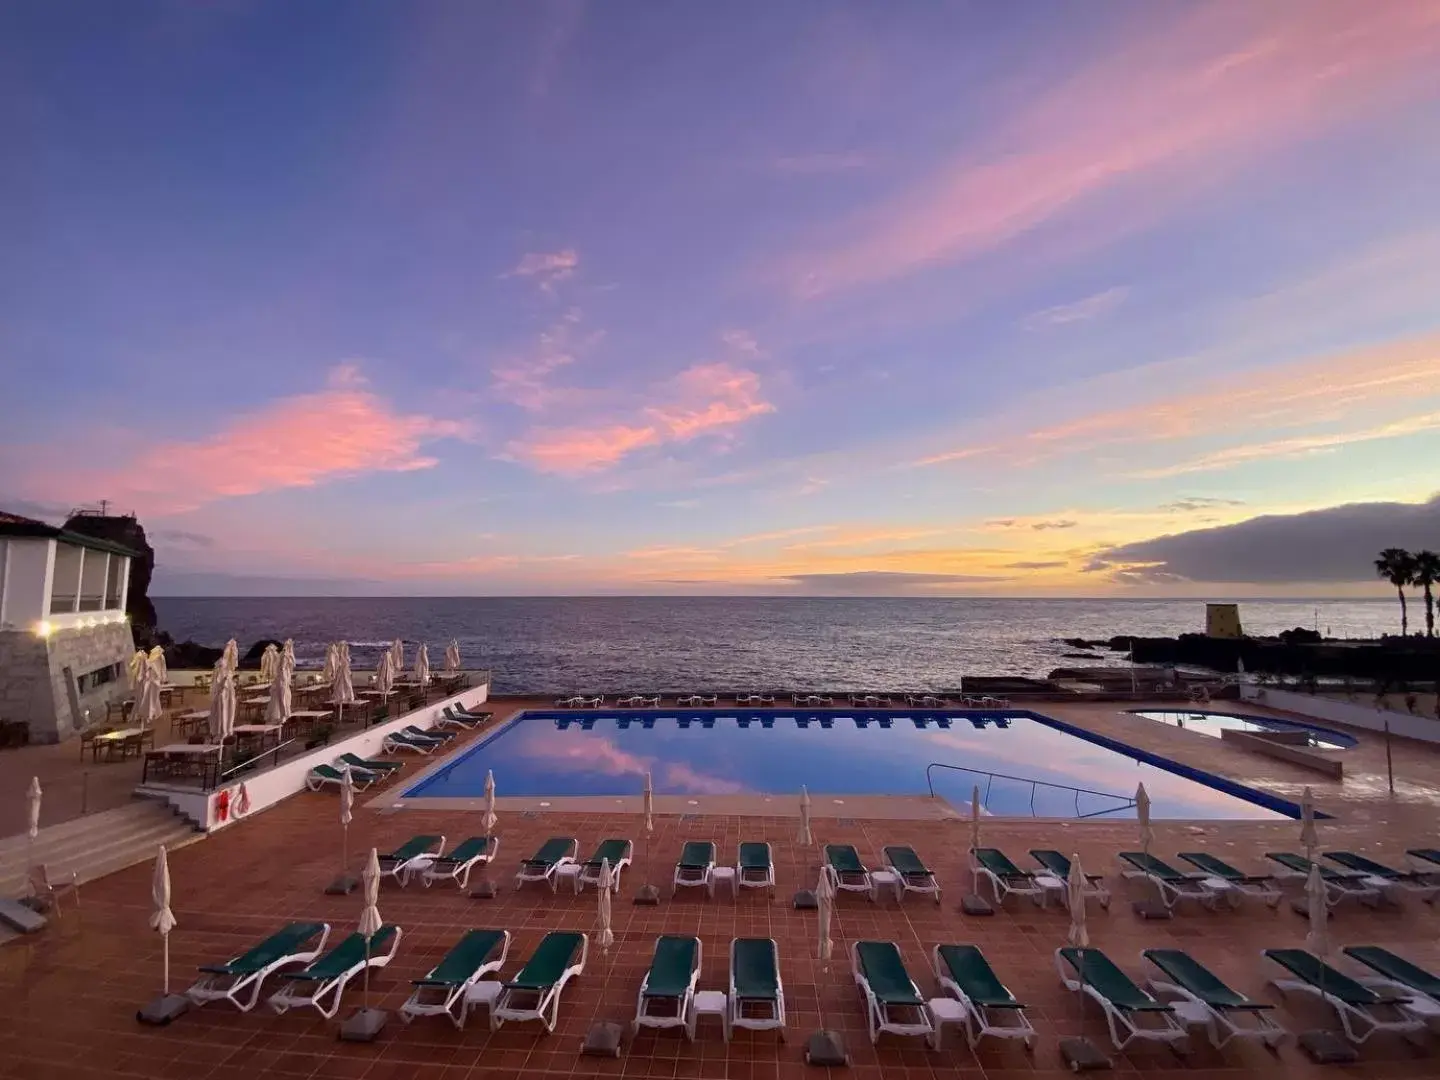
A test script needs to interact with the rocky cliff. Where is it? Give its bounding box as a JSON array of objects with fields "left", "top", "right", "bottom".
[{"left": 61, "top": 511, "right": 157, "bottom": 630}]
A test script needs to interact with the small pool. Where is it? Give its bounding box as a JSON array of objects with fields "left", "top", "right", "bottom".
[
  {"left": 402, "top": 709, "right": 1295, "bottom": 819},
  {"left": 1128, "top": 709, "right": 1355, "bottom": 751}
]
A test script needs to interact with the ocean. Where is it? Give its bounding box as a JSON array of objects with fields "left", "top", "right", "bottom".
[{"left": 152, "top": 596, "right": 1397, "bottom": 694}]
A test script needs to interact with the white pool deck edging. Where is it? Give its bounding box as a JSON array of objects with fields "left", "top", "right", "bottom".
[
  {"left": 1240, "top": 684, "right": 1440, "bottom": 744},
  {"left": 137, "top": 683, "right": 490, "bottom": 830}
]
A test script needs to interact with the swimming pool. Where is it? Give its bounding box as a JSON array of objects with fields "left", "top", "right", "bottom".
[
  {"left": 403, "top": 709, "right": 1293, "bottom": 819},
  {"left": 1128, "top": 709, "right": 1355, "bottom": 751}
]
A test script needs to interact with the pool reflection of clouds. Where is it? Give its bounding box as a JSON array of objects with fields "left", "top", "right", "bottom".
[{"left": 510, "top": 725, "right": 749, "bottom": 795}]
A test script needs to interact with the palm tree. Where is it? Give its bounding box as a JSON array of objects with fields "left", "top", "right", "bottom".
[
  {"left": 1411, "top": 550, "right": 1440, "bottom": 638},
  {"left": 1374, "top": 548, "right": 1417, "bottom": 637}
]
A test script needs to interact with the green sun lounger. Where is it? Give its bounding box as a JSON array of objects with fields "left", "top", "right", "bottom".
[
  {"left": 515, "top": 837, "right": 578, "bottom": 891},
  {"left": 1264, "top": 947, "right": 1425, "bottom": 1044},
  {"left": 422, "top": 836, "right": 497, "bottom": 889},
  {"left": 338, "top": 752, "right": 402, "bottom": 773},
  {"left": 1406, "top": 847, "right": 1440, "bottom": 870},
  {"left": 1343, "top": 946, "right": 1440, "bottom": 1002},
  {"left": 404, "top": 724, "right": 454, "bottom": 742},
  {"left": 1176, "top": 852, "right": 1281, "bottom": 906},
  {"left": 824, "top": 843, "right": 874, "bottom": 896},
  {"left": 738, "top": 842, "right": 775, "bottom": 893},
  {"left": 1264, "top": 852, "right": 1381, "bottom": 906},
  {"left": 494, "top": 931, "right": 588, "bottom": 1032},
  {"left": 378, "top": 835, "right": 445, "bottom": 885},
  {"left": 634, "top": 936, "right": 701, "bottom": 1034},
  {"left": 673, "top": 841, "right": 716, "bottom": 894},
  {"left": 1056, "top": 948, "right": 1185, "bottom": 1050},
  {"left": 970, "top": 847, "right": 1042, "bottom": 905},
  {"left": 269, "top": 925, "right": 402, "bottom": 1018},
  {"left": 401, "top": 928, "right": 510, "bottom": 1028},
  {"left": 1029, "top": 849, "right": 1111, "bottom": 907},
  {"left": 1119, "top": 851, "right": 1227, "bottom": 909},
  {"left": 852, "top": 940, "right": 931, "bottom": 1043},
  {"left": 932, "top": 944, "right": 1034, "bottom": 1049},
  {"left": 1141, "top": 949, "right": 1283, "bottom": 1048},
  {"left": 731, "top": 937, "right": 785, "bottom": 1035},
  {"left": 578, "top": 838, "right": 632, "bottom": 892},
  {"left": 188, "top": 921, "right": 330, "bottom": 1011},
  {"left": 306, "top": 762, "right": 375, "bottom": 792},
  {"left": 1323, "top": 851, "right": 1436, "bottom": 894},
  {"left": 883, "top": 846, "right": 941, "bottom": 903}
]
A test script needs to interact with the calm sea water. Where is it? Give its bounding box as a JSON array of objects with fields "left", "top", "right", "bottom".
[
  {"left": 402, "top": 709, "right": 1287, "bottom": 819},
  {"left": 153, "top": 597, "right": 1394, "bottom": 693}
]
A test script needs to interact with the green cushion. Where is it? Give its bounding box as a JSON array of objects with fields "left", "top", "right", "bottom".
[
  {"left": 1059, "top": 949, "right": 1170, "bottom": 1012},
  {"left": 1119, "top": 852, "right": 1187, "bottom": 882},
  {"left": 200, "top": 922, "right": 326, "bottom": 975},
  {"left": 641, "top": 936, "right": 698, "bottom": 998},
  {"left": 311, "top": 764, "right": 344, "bottom": 781},
  {"left": 413, "top": 929, "right": 506, "bottom": 987},
  {"left": 1265, "top": 852, "right": 1350, "bottom": 881},
  {"left": 1406, "top": 848, "right": 1440, "bottom": 867},
  {"left": 584, "top": 839, "right": 629, "bottom": 867},
  {"left": 855, "top": 941, "right": 922, "bottom": 1006},
  {"left": 385, "top": 835, "right": 441, "bottom": 862},
  {"left": 1344, "top": 946, "right": 1440, "bottom": 999},
  {"left": 678, "top": 841, "right": 714, "bottom": 869},
  {"left": 289, "top": 926, "right": 397, "bottom": 982},
  {"left": 825, "top": 844, "right": 865, "bottom": 874},
  {"left": 738, "top": 843, "right": 771, "bottom": 870},
  {"left": 1263, "top": 949, "right": 1381, "bottom": 1006},
  {"left": 1142, "top": 950, "right": 1267, "bottom": 1010},
  {"left": 525, "top": 837, "right": 575, "bottom": 867},
  {"left": 340, "top": 753, "right": 401, "bottom": 772},
  {"left": 937, "top": 945, "right": 1019, "bottom": 1008},
  {"left": 1324, "top": 851, "right": 1411, "bottom": 880},
  {"left": 732, "top": 938, "right": 779, "bottom": 1000},
  {"left": 1029, "top": 849, "right": 1070, "bottom": 876},
  {"left": 434, "top": 836, "right": 492, "bottom": 866},
  {"left": 1177, "top": 852, "right": 1264, "bottom": 882},
  {"left": 884, "top": 846, "right": 928, "bottom": 876},
  {"left": 507, "top": 932, "right": 584, "bottom": 990},
  {"left": 974, "top": 848, "right": 1028, "bottom": 880}
]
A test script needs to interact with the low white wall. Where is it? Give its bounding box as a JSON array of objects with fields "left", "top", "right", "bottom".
[
  {"left": 141, "top": 683, "right": 490, "bottom": 830},
  {"left": 1241, "top": 685, "right": 1440, "bottom": 744}
]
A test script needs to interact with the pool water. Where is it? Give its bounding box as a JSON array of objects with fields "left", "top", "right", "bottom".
[
  {"left": 1128, "top": 710, "right": 1355, "bottom": 751},
  {"left": 403, "top": 709, "right": 1289, "bottom": 819}
]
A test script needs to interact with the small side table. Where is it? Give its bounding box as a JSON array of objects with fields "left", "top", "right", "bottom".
[
  {"left": 927, "top": 997, "right": 968, "bottom": 1050},
  {"left": 690, "top": 989, "right": 729, "bottom": 1041},
  {"left": 1200, "top": 876, "right": 1241, "bottom": 909},
  {"left": 1033, "top": 874, "right": 1065, "bottom": 908},
  {"left": 869, "top": 869, "right": 902, "bottom": 904},
  {"left": 465, "top": 980, "right": 504, "bottom": 1029},
  {"left": 555, "top": 863, "right": 582, "bottom": 893},
  {"left": 710, "top": 866, "right": 737, "bottom": 900}
]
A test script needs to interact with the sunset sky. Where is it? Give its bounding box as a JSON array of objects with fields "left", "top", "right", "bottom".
[{"left": 3, "top": 2, "right": 1440, "bottom": 596}]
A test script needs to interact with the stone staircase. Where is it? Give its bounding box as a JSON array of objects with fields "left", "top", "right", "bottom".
[{"left": 0, "top": 797, "right": 203, "bottom": 902}]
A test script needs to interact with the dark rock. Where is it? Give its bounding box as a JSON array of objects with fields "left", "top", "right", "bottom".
[
  {"left": 1279, "top": 626, "right": 1323, "bottom": 645},
  {"left": 1062, "top": 638, "right": 1104, "bottom": 650},
  {"left": 960, "top": 893, "right": 995, "bottom": 915},
  {"left": 242, "top": 639, "right": 285, "bottom": 666},
  {"left": 62, "top": 511, "right": 156, "bottom": 629},
  {"left": 167, "top": 640, "right": 223, "bottom": 669}
]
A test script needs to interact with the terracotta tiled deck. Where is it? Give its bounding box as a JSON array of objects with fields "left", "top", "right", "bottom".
[{"left": 5, "top": 698, "right": 1440, "bottom": 1079}]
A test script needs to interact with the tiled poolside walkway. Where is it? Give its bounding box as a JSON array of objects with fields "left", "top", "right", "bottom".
[{"left": 5, "top": 698, "right": 1440, "bottom": 1078}]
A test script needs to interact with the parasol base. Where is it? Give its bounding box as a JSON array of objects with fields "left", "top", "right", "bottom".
[
  {"left": 792, "top": 889, "right": 818, "bottom": 910},
  {"left": 324, "top": 873, "right": 359, "bottom": 895},
  {"left": 1058, "top": 1036, "right": 1112, "bottom": 1070},
  {"left": 580, "top": 1021, "right": 624, "bottom": 1057},
  {"left": 338, "top": 1007, "right": 389, "bottom": 1042},
  {"left": 634, "top": 884, "right": 661, "bottom": 905},
  {"left": 804, "top": 1030, "right": 849, "bottom": 1066},
  {"left": 469, "top": 879, "right": 499, "bottom": 899},
  {"left": 960, "top": 893, "right": 994, "bottom": 916},
  {"left": 136, "top": 994, "right": 189, "bottom": 1026},
  {"left": 1131, "top": 900, "right": 1173, "bottom": 920},
  {"left": 1290, "top": 897, "right": 1330, "bottom": 918},
  {"left": 1297, "top": 1030, "right": 1357, "bottom": 1064}
]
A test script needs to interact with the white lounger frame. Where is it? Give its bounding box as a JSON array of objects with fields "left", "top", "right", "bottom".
[
  {"left": 1265, "top": 952, "right": 1428, "bottom": 1044},
  {"left": 436, "top": 709, "right": 482, "bottom": 730},
  {"left": 970, "top": 850, "right": 1043, "bottom": 907},
  {"left": 577, "top": 841, "right": 633, "bottom": 893},
  {"left": 187, "top": 923, "right": 331, "bottom": 1012},
  {"left": 1267, "top": 859, "right": 1380, "bottom": 908},
  {"left": 422, "top": 838, "right": 499, "bottom": 890},
  {"left": 401, "top": 930, "right": 510, "bottom": 1029},
  {"left": 932, "top": 946, "right": 1035, "bottom": 1050},
  {"left": 851, "top": 942, "right": 934, "bottom": 1045},
  {"left": 305, "top": 764, "right": 376, "bottom": 793},
  {"left": 379, "top": 836, "right": 446, "bottom": 887},
  {"left": 884, "top": 849, "right": 942, "bottom": 905},
  {"left": 1119, "top": 858, "right": 1227, "bottom": 911},
  {"left": 493, "top": 933, "right": 589, "bottom": 1032},
  {"left": 268, "top": 927, "right": 404, "bottom": 1019},
  {"left": 1142, "top": 958, "right": 1284, "bottom": 1049},
  {"left": 824, "top": 847, "right": 875, "bottom": 899},
  {"left": 515, "top": 838, "right": 579, "bottom": 891},
  {"left": 729, "top": 937, "right": 786, "bottom": 1039},
  {"left": 633, "top": 937, "right": 701, "bottom": 1038},
  {"left": 1054, "top": 950, "right": 1188, "bottom": 1051},
  {"left": 382, "top": 731, "right": 440, "bottom": 755},
  {"left": 738, "top": 843, "right": 776, "bottom": 896},
  {"left": 673, "top": 846, "right": 716, "bottom": 896}
]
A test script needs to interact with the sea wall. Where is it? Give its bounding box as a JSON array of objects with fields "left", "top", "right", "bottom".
[{"left": 1239, "top": 685, "right": 1440, "bottom": 745}]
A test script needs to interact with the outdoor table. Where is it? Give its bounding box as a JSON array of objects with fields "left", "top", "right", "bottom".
[
  {"left": 92, "top": 727, "right": 146, "bottom": 762},
  {"left": 145, "top": 743, "right": 223, "bottom": 784},
  {"left": 286, "top": 710, "right": 331, "bottom": 735},
  {"left": 233, "top": 723, "right": 284, "bottom": 751},
  {"left": 172, "top": 712, "right": 210, "bottom": 738}
]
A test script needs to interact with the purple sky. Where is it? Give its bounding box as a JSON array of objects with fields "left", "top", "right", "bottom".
[{"left": 3, "top": 2, "right": 1440, "bottom": 596}]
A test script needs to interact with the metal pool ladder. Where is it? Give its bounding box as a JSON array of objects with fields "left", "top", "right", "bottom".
[{"left": 925, "top": 762, "right": 1137, "bottom": 818}]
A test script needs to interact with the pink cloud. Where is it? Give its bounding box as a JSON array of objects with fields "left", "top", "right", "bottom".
[
  {"left": 505, "top": 248, "right": 580, "bottom": 290},
  {"left": 36, "top": 366, "right": 466, "bottom": 514},
  {"left": 489, "top": 307, "right": 601, "bottom": 410},
  {"left": 508, "top": 361, "right": 775, "bottom": 475},
  {"left": 788, "top": 2, "right": 1440, "bottom": 296}
]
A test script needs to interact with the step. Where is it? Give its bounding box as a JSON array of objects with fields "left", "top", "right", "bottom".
[
  {"left": 0, "top": 801, "right": 174, "bottom": 856},
  {"left": 0, "top": 805, "right": 192, "bottom": 873}
]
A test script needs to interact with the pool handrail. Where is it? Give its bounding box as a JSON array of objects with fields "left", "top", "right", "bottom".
[{"left": 925, "top": 761, "right": 1137, "bottom": 819}]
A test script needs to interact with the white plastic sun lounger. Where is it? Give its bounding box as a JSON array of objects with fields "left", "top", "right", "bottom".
[
  {"left": 493, "top": 931, "right": 588, "bottom": 1032},
  {"left": 1056, "top": 948, "right": 1187, "bottom": 1051},
  {"left": 305, "top": 762, "right": 376, "bottom": 792},
  {"left": 633, "top": 935, "right": 701, "bottom": 1038},
  {"left": 576, "top": 839, "right": 632, "bottom": 893},
  {"left": 382, "top": 730, "right": 440, "bottom": 754},
  {"left": 1264, "top": 948, "right": 1426, "bottom": 1044},
  {"left": 730, "top": 937, "right": 785, "bottom": 1039},
  {"left": 401, "top": 929, "right": 510, "bottom": 1029},
  {"left": 1142, "top": 948, "right": 1284, "bottom": 1049},
  {"left": 1118, "top": 852, "right": 1228, "bottom": 911},
  {"left": 824, "top": 844, "right": 875, "bottom": 898},
  {"left": 1265, "top": 852, "right": 1380, "bottom": 908},
  {"left": 514, "top": 837, "right": 579, "bottom": 891},
  {"left": 269, "top": 925, "right": 402, "bottom": 1019},
  {"left": 738, "top": 842, "right": 775, "bottom": 896},
  {"left": 378, "top": 835, "right": 446, "bottom": 887},
  {"left": 884, "top": 846, "right": 941, "bottom": 904},
  {"left": 933, "top": 944, "right": 1036, "bottom": 1050},
  {"left": 673, "top": 841, "right": 716, "bottom": 896},
  {"left": 421, "top": 836, "right": 497, "bottom": 890},
  {"left": 970, "top": 847, "right": 1043, "bottom": 907},
  {"left": 187, "top": 922, "right": 330, "bottom": 1012},
  {"left": 852, "top": 940, "right": 934, "bottom": 1044}
]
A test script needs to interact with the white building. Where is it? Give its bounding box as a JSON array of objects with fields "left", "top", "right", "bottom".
[{"left": 0, "top": 512, "right": 138, "bottom": 743}]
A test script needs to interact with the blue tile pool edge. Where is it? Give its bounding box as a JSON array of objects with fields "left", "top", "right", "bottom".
[{"left": 401, "top": 707, "right": 1321, "bottom": 819}]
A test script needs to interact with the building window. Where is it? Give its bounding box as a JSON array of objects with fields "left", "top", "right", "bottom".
[{"left": 77, "top": 662, "right": 123, "bottom": 695}]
